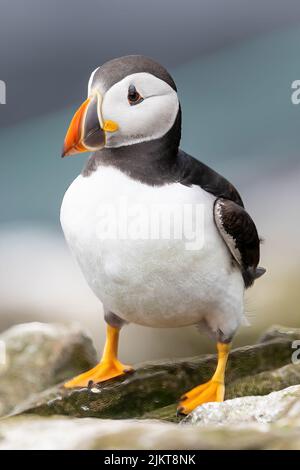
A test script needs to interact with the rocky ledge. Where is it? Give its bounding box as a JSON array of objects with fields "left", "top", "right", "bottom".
[
  {"left": 1, "top": 322, "right": 300, "bottom": 449},
  {"left": 12, "top": 325, "right": 300, "bottom": 421}
]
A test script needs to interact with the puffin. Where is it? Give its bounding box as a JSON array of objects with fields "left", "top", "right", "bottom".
[{"left": 60, "top": 55, "right": 265, "bottom": 415}]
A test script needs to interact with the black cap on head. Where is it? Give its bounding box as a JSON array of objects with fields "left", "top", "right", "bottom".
[{"left": 90, "top": 55, "right": 177, "bottom": 93}]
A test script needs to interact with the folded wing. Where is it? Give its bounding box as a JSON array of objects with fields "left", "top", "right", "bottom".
[{"left": 214, "top": 197, "right": 265, "bottom": 287}]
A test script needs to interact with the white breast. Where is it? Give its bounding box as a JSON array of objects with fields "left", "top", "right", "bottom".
[{"left": 61, "top": 166, "right": 244, "bottom": 336}]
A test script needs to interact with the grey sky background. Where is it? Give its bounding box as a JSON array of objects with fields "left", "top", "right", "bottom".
[{"left": 2, "top": 0, "right": 300, "bottom": 127}]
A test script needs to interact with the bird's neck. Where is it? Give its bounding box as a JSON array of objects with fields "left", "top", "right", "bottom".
[{"left": 82, "top": 110, "right": 182, "bottom": 186}]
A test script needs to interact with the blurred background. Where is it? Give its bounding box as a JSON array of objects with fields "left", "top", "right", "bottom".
[{"left": 0, "top": 0, "right": 299, "bottom": 362}]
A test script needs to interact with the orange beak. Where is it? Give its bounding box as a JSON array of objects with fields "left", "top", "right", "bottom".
[
  {"left": 62, "top": 93, "right": 106, "bottom": 157},
  {"left": 62, "top": 99, "right": 91, "bottom": 157}
]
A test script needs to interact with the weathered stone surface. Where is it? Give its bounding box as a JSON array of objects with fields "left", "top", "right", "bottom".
[
  {"left": 226, "top": 363, "right": 300, "bottom": 399},
  {"left": 0, "top": 322, "right": 97, "bottom": 416},
  {"left": 184, "top": 384, "right": 300, "bottom": 425},
  {"left": 0, "top": 414, "right": 271, "bottom": 450},
  {"left": 15, "top": 332, "right": 298, "bottom": 420},
  {"left": 259, "top": 325, "right": 300, "bottom": 343},
  {"left": 3, "top": 403, "right": 300, "bottom": 450}
]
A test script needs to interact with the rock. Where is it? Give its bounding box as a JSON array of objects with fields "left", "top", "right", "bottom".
[
  {"left": 225, "top": 363, "right": 300, "bottom": 398},
  {"left": 183, "top": 384, "right": 300, "bottom": 425},
  {"left": 141, "top": 363, "right": 300, "bottom": 422},
  {"left": 259, "top": 324, "right": 300, "bottom": 343},
  {"left": 0, "top": 322, "right": 97, "bottom": 416},
  {"left": 2, "top": 323, "right": 300, "bottom": 450},
  {"left": 3, "top": 405, "right": 300, "bottom": 450},
  {"left": 141, "top": 404, "right": 179, "bottom": 422},
  {"left": 0, "top": 414, "right": 294, "bottom": 450},
  {"left": 15, "top": 329, "right": 299, "bottom": 420}
]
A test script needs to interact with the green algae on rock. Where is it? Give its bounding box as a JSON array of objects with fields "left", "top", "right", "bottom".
[{"left": 15, "top": 328, "right": 299, "bottom": 420}]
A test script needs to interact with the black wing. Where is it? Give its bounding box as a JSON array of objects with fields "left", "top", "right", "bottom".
[
  {"left": 178, "top": 150, "right": 244, "bottom": 207},
  {"left": 214, "top": 198, "right": 265, "bottom": 287},
  {"left": 177, "top": 151, "right": 265, "bottom": 287}
]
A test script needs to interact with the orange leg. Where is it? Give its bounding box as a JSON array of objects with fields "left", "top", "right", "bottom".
[
  {"left": 178, "top": 342, "right": 231, "bottom": 415},
  {"left": 64, "top": 324, "right": 133, "bottom": 388}
]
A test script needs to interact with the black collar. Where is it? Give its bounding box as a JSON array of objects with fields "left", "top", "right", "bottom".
[{"left": 82, "top": 108, "right": 182, "bottom": 186}]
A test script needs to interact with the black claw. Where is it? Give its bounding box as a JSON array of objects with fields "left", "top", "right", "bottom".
[
  {"left": 87, "top": 380, "right": 94, "bottom": 389},
  {"left": 176, "top": 407, "right": 185, "bottom": 417}
]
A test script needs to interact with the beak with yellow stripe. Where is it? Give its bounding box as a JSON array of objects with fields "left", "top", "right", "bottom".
[{"left": 62, "top": 91, "right": 119, "bottom": 157}]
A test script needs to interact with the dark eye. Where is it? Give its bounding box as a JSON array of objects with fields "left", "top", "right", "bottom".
[{"left": 128, "top": 85, "right": 143, "bottom": 105}]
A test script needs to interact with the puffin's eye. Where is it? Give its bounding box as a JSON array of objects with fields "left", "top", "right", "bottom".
[{"left": 128, "top": 85, "right": 143, "bottom": 105}]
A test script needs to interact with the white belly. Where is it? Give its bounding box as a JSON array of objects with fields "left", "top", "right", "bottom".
[{"left": 61, "top": 166, "right": 244, "bottom": 334}]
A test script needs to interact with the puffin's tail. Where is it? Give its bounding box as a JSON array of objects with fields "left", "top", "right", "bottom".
[
  {"left": 243, "top": 266, "right": 266, "bottom": 288},
  {"left": 254, "top": 267, "right": 266, "bottom": 279}
]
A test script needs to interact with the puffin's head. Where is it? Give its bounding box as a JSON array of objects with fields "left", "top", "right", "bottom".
[{"left": 62, "top": 55, "right": 180, "bottom": 157}]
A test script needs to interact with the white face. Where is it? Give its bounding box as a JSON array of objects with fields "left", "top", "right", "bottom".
[{"left": 89, "top": 72, "right": 179, "bottom": 148}]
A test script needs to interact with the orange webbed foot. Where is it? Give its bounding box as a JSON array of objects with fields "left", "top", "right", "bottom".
[
  {"left": 177, "top": 379, "right": 225, "bottom": 415},
  {"left": 64, "top": 359, "right": 133, "bottom": 388}
]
